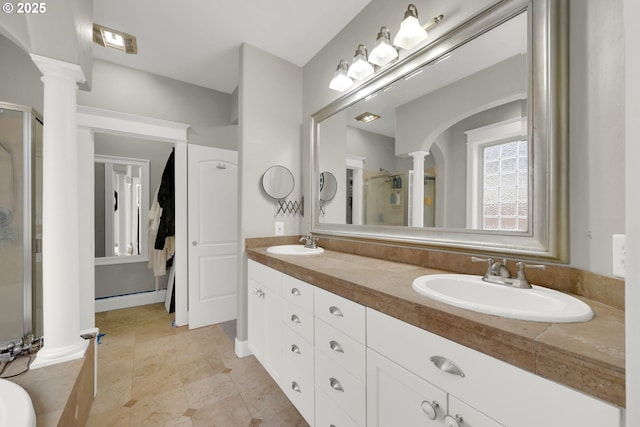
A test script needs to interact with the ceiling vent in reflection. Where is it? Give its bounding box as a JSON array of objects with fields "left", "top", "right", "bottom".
[{"left": 355, "top": 112, "right": 381, "bottom": 123}]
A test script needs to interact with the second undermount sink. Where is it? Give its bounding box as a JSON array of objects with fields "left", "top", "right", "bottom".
[
  {"left": 412, "top": 274, "right": 593, "bottom": 323},
  {"left": 266, "top": 244, "right": 324, "bottom": 256}
]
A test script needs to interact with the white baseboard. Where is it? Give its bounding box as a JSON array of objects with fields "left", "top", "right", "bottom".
[
  {"left": 95, "top": 290, "right": 167, "bottom": 312},
  {"left": 235, "top": 338, "right": 252, "bottom": 358}
]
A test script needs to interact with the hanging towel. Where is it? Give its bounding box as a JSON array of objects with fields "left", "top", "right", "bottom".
[{"left": 148, "top": 186, "right": 175, "bottom": 290}]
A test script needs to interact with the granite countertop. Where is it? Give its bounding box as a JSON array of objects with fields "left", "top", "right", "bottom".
[{"left": 247, "top": 247, "right": 625, "bottom": 408}]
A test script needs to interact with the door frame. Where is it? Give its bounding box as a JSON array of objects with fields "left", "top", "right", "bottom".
[{"left": 77, "top": 106, "right": 190, "bottom": 328}]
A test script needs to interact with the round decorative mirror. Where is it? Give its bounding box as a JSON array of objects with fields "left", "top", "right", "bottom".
[
  {"left": 319, "top": 171, "right": 337, "bottom": 202},
  {"left": 262, "top": 165, "right": 294, "bottom": 200}
]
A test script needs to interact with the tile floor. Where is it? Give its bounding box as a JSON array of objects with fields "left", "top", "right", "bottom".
[{"left": 88, "top": 303, "right": 309, "bottom": 427}]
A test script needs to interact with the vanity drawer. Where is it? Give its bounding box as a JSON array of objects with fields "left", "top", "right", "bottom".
[
  {"left": 282, "top": 323, "right": 314, "bottom": 378},
  {"left": 282, "top": 370, "right": 314, "bottom": 426},
  {"left": 282, "top": 300, "right": 314, "bottom": 343},
  {"left": 315, "top": 318, "right": 366, "bottom": 382},
  {"left": 314, "top": 287, "right": 365, "bottom": 344},
  {"left": 315, "top": 386, "right": 361, "bottom": 427},
  {"left": 282, "top": 274, "right": 314, "bottom": 311},
  {"left": 247, "top": 260, "right": 281, "bottom": 291},
  {"left": 315, "top": 350, "right": 366, "bottom": 426}
]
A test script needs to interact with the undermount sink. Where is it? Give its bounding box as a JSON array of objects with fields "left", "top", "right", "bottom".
[
  {"left": 412, "top": 274, "right": 593, "bottom": 323},
  {"left": 266, "top": 244, "right": 324, "bottom": 255}
]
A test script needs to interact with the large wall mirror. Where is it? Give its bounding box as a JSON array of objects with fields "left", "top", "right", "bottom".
[
  {"left": 311, "top": 0, "right": 569, "bottom": 261},
  {"left": 94, "top": 154, "right": 150, "bottom": 265}
]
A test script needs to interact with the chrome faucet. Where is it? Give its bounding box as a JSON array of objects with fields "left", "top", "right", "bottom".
[
  {"left": 472, "top": 257, "right": 511, "bottom": 285},
  {"left": 471, "top": 257, "right": 546, "bottom": 289},
  {"left": 299, "top": 235, "right": 319, "bottom": 249}
]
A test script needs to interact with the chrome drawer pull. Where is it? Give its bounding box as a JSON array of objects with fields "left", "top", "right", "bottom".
[
  {"left": 329, "top": 340, "right": 344, "bottom": 353},
  {"left": 421, "top": 400, "right": 439, "bottom": 420},
  {"left": 430, "top": 356, "right": 465, "bottom": 378},
  {"left": 291, "top": 381, "right": 301, "bottom": 393},
  {"left": 329, "top": 306, "right": 344, "bottom": 317},
  {"left": 329, "top": 377, "right": 344, "bottom": 392},
  {"left": 291, "top": 344, "right": 301, "bottom": 354},
  {"left": 290, "top": 314, "right": 301, "bottom": 324},
  {"left": 444, "top": 414, "right": 464, "bottom": 427},
  {"left": 291, "top": 287, "right": 301, "bottom": 296}
]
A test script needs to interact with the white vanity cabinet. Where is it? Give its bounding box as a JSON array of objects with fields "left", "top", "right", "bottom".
[
  {"left": 247, "top": 260, "right": 283, "bottom": 382},
  {"left": 366, "top": 309, "right": 623, "bottom": 427}
]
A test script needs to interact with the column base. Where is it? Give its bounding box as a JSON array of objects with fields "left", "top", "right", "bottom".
[
  {"left": 235, "top": 338, "right": 252, "bottom": 358},
  {"left": 30, "top": 339, "right": 89, "bottom": 370}
]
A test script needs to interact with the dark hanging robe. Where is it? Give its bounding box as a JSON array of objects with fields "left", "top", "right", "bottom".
[{"left": 155, "top": 149, "right": 175, "bottom": 250}]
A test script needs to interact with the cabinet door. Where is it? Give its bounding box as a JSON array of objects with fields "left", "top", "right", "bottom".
[
  {"left": 367, "top": 348, "right": 447, "bottom": 427},
  {"left": 263, "top": 286, "right": 283, "bottom": 383},
  {"left": 247, "top": 277, "right": 266, "bottom": 363}
]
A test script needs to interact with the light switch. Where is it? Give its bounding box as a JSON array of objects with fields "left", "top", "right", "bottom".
[{"left": 275, "top": 222, "right": 284, "bottom": 236}]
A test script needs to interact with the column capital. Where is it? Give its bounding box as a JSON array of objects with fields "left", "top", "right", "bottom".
[
  {"left": 30, "top": 54, "right": 85, "bottom": 84},
  {"left": 408, "top": 150, "right": 430, "bottom": 159}
]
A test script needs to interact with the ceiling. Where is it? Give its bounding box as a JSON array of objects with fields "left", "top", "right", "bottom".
[{"left": 92, "top": 0, "right": 371, "bottom": 94}]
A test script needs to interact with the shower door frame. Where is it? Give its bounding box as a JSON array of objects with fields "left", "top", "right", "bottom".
[{"left": 0, "top": 101, "right": 43, "bottom": 348}]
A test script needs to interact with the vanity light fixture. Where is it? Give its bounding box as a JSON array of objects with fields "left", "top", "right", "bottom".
[
  {"left": 329, "top": 60, "right": 354, "bottom": 92},
  {"left": 355, "top": 112, "right": 381, "bottom": 123},
  {"left": 327, "top": 4, "right": 442, "bottom": 92},
  {"left": 393, "top": 4, "right": 444, "bottom": 50},
  {"left": 93, "top": 23, "right": 138, "bottom": 54},
  {"left": 369, "top": 26, "right": 398, "bottom": 67},
  {"left": 347, "top": 44, "right": 375, "bottom": 80}
]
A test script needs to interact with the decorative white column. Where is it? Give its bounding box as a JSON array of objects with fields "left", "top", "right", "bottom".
[
  {"left": 409, "top": 151, "right": 428, "bottom": 228},
  {"left": 30, "top": 54, "right": 88, "bottom": 369}
]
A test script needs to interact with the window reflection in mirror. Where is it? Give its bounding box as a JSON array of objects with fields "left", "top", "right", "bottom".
[{"left": 94, "top": 155, "right": 149, "bottom": 263}]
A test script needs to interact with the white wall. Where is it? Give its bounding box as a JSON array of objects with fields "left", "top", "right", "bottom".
[
  {"left": 395, "top": 55, "right": 526, "bottom": 155},
  {"left": 569, "top": 0, "right": 625, "bottom": 275},
  {"left": 237, "top": 43, "right": 303, "bottom": 341},
  {"left": 347, "top": 127, "right": 396, "bottom": 173},
  {"left": 0, "top": 34, "right": 43, "bottom": 113},
  {"left": 78, "top": 59, "right": 236, "bottom": 150}
]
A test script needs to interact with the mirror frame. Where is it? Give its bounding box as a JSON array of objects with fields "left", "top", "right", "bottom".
[
  {"left": 94, "top": 154, "right": 150, "bottom": 265},
  {"left": 310, "top": 0, "right": 569, "bottom": 262}
]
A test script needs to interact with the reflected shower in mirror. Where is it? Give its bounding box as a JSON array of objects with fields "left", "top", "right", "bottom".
[{"left": 94, "top": 155, "right": 149, "bottom": 261}]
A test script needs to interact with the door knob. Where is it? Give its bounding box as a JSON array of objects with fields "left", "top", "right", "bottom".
[{"left": 192, "top": 241, "right": 197, "bottom": 246}]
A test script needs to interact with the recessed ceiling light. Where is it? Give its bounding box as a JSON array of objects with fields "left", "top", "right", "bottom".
[
  {"left": 355, "top": 112, "right": 381, "bottom": 123},
  {"left": 93, "top": 23, "right": 138, "bottom": 54}
]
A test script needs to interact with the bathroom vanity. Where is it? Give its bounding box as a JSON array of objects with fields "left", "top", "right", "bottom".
[{"left": 246, "top": 245, "right": 625, "bottom": 427}]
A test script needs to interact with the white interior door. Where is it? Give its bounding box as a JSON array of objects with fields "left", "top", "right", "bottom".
[{"left": 188, "top": 145, "right": 238, "bottom": 329}]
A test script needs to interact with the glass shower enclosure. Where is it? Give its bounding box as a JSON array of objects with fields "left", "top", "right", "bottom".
[{"left": 0, "top": 102, "right": 43, "bottom": 348}]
